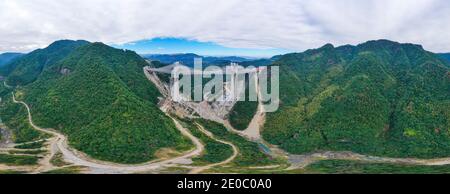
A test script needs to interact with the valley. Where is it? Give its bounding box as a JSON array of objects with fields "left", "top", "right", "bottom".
[{"left": 0, "top": 39, "right": 448, "bottom": 174}]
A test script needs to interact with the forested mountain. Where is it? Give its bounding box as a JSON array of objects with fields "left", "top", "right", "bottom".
[
  {"left": 438, "top": 53, "right": 450, "bottom": 64},
  {"left": 262, "top": 40, "right": 450, "bottom": 158},
  {"left": 0, "top": 40, "right": 89, "bottom": 86},
  {"left": 1, "top": 38, "right": 448, "bottom": 165},
  {"left": 0, "top": 41, "right": 191, "bottom": 163},
  {"left": 0, "top": 53, "right": 23, "bottom": 67}
]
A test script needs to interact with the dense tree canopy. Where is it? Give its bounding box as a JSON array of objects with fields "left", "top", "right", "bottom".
[
  {"left": 263, "top": 40, "right": 450, "bottom": 158},
  {"left": 0, "top": 41, "right": 192, "bottom": 163}
]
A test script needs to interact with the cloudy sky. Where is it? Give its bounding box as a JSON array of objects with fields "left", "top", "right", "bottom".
[
  {"left": 112, "top": 38, "right": 291, "bottom": 57},
  {"left": 1, "top": 0, "right": 450, "bottom": 56}
]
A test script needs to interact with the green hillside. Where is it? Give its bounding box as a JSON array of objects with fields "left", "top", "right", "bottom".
[
  {"left": 263, "top": 40, "right": 450, "bottom": 158},
  {"left": 0, "top": 93, "right": 48, "bottom": 143},
  {"left": 229, "top": 100, "right": 258, "bottom": 130},
  {"left": 0, "top": 40, "right": 89, "bottom": 86},
  {"left": 0, "top": 53, "right": 23, "bottom": 67},
  {"left": 438, "top": 53, "right": 450, "bottom": 65},
  {"left": 0, "top": 41, "right": 192, "bottom": 163}
]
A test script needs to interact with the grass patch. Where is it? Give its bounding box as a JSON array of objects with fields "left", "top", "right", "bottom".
[
  {"left": 0, "top": 154, "right": 39, "bottom": 166},
  {"left": 303, "top": 160, "right": 450, "bottom": 174},
  {"left": 14, "top": 140, "right": 45, "bottom": 149},
  {"left": 208, "top": 164, "right": 289, "bottom": 174},
  {"left": 0, "top": 170, "right": 26, "bottom": 174},
  {"left": 42, "top": 166, "right": 83, "bottom": 174},
  {"left": 9, "top": 149, "right": 46, "bottom": 155}
]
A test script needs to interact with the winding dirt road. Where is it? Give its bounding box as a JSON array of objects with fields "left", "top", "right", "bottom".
[
  {"left": 6, "top": 65, "right": 450, "bottom": 174},
  {"left": 11, "top": 92, "right": 204, "bottom": 173},
  {"left": 189, "top": 123, "right": 238, "bottom": 174}
]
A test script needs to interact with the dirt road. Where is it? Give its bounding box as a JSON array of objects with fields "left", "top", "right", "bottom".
[
  {"left": 12, "top": 92, "right": 204, "bottom": 173},
  {"left": 189, "top": 123, "right": 238, "bottom": 174}
]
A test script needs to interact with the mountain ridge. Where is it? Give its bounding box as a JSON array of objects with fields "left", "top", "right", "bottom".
[
  {"left": 0, "top": 52, "right": 24, "bottom": 68},
  {"left": 0, "top": 40, "right": 89, "bottom": 86},
  {"left": 261, "top": 39, "right": 450, "bottom": 159},
  {"left": 0, "top": 38, "right": 448, "bottom": 166},
  {"left": 0, "top": 40, "right": 192, "bottom": 163}
]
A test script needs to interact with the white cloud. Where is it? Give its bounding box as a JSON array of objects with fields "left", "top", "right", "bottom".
[{"left": 0, "top": 0, "right": 450, "bottom": 53}]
